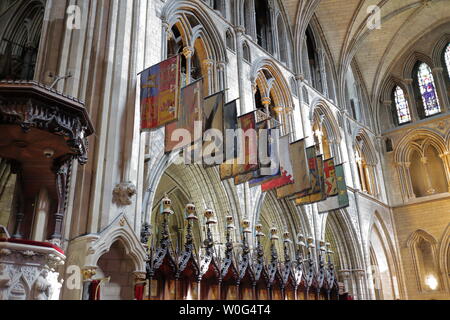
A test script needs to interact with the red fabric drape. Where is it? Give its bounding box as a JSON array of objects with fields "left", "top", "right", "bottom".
[
  {"left": 135, "top": 284, "right": 145, "bottom": 300},
  {"left": 89, "top": 280, "right": 101, "bottom": 300},
  {"left": 0, "top": 238, "right": 64, "bottom": 254}
]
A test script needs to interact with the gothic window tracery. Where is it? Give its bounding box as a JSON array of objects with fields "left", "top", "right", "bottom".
[
  {"left": 444, "top": 43, "right": 450, "bottom": 79},
  {"left": 393, "top": 86, "right": 412, "bottom": 125},
  {"left": 415, "top": 62, "right": 441, "bottom": 117}
]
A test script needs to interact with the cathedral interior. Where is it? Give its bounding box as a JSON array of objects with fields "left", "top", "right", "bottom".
[{"left": 0, "top": 0, "right": 449, "bottom": 301}]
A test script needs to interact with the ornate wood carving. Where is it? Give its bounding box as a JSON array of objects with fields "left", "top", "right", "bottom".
[{"left": 0, "top": 81, "right": 94, "bottom": 165}]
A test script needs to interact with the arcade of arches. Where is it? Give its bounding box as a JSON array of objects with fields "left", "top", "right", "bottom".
[{"left": 0, "top": 0, "right": 449, "bottom": 301}]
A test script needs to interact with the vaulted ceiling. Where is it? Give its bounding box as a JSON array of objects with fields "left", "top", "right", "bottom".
[{"left": 282, "top": 0, "right": 450, "bottom": 97}]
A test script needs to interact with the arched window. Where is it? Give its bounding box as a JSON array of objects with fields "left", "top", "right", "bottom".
[
  {"left": 302, "top": 86, "right": 309, "bottom": 105},
  {"left": 242, "top": 41, "right": 251, "bottom": 63},
  {"left": 255, "top": 0, "right": 273, "bottom": 53},
  {"left": 305, "top": 26, "right": 322, "bottom": 92},
  {"left": 410, "top": 145, "right": 448, "bottom": 197},
  {"left": 226, "top": 29, "right": 235, "bottom": 51},
  {"left": 290, "top": 78, "right": 298, "bottom": 97},
  {"left": 408, "top": 231, "right": 441, "bottom": 293},
  {"left": 415, "top": 62, "right": 441, "bottom": 117},
  {"left": 444, "top": 43, "right": 450, "bottom": 80},
  {"left": 212, "top": 0, "right": 226, "bottom": 18},
  {"left": 354, "top": 135, "right": 378, "bottom": 197},
  {"left": 392, "top": 86, "right": 411, "bottom": 124},
  {"left": 0, "top": 1, "right": 45, "bottom": 81}
]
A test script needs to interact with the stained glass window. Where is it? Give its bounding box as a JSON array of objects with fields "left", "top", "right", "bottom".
[
  {"left": 417, "top": 63, "right": 441, "bottom": 117},
  {"left": 445, "top": 44, "right": 450, "bottom": 80},
  {"left": 394, "top": 86, "right": 411, "bottom": 124}
]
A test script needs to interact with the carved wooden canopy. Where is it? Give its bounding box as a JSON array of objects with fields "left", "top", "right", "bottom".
[{"left": 0, "top": 81, "right": 94, "bottom": 165}]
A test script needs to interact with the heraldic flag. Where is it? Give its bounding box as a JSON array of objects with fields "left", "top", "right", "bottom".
[{"left": 140, "top": 55, "right": 181, "bottom": 130}]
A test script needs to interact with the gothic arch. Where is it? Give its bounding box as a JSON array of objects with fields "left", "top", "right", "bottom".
[
  {"left": 432, "top": 34, "right": 450, "bottom": 67},
  {"left": 407, "top": 229, "right": 442, "bottom": 293},
  {"left": 88, "top": 214, "right": 147, "bottom": 273},
  {"left": 310, "top": 99, "right": 342, "bottom": 145},
  {"left": 161, "top": 0, "right": 228, "bottom": 64},
  {"left": 438, "top": 224, "right": 450, "bottom": 291},
  {"left": 402, "top": 51, "right": 435, "bottom": 80}
]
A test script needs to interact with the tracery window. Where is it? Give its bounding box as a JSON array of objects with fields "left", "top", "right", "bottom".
[
  {"left": 416, "top": 63, "right": 441, "bottom": 117},
  {"left": 445, "top": 44, "right": 450, "bottom": 80},
  {"left": 393, "top": 86, "right": 411, "bottom": 124}
]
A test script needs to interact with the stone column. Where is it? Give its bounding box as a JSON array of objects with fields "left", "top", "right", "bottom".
[
  {"left": 203, "top": 59, "right": 215, "bottom": 96},
  {"left": 161, "top": 21, "right": 171, "bottom": 59},
  {"left": 319, "top": 48, "right": 328, "bottom": 97},
  {"left": 246, "top": 0, "right": 257, "bottom": 41},
  {"left": 353, "top": 269, "right": 367, "bottom": 300},
  {"left": 338, "top": 270, "right": 352, "bottom": 296},
  {"left": 182, "top": 46, "right": 195, "bottom": 85},
  {"left": 403, "top": 78, "right": 420, "bottom": 121},
  {"left": 420, "top": 156, "right": 436, "bottom": 195},
  {"left": 432, "top": 67, "right": 449, "bottom": 112},
  {"left": 382, "top": 100, "right": 396, "bottom": 129},
  {"left": 235, "top": 26, "right": 246, "bottom": 114},
  {"left": 31, "top": 188, "right": 50, "bottom": 242},
  {"left": 439, "top": 152, "right": 450, "bottom": 192},
  {"left": 217, "top": 61, "right": 226, "bottom": 93}
]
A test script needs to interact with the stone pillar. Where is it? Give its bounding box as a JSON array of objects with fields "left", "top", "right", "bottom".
[
  {"left": 161, "top": 21, "right": 171, "bottom": 59},
  {"left": 203, "top": 59, "right": 215, "bottom": 95},
  {"left": 182, "top": 46, "right": 195, "bottom": 85},
  {"left": 235, "top": 26, "right": 246, "bottom": 114},
  {"left": 31, "top": 188, "right": 50, "bottom": 242},
  {"left": 319, "top": 48, "right": 328, "bottom": 97},
  {"left": 420, "top": 156, "right": 436, "bottom": 195},
  {"left": 217, "top": 61, "right": 226, "bottom": 93},
  {"left": 382, "top": 100, "right": 396, "bottom": 129},
  {"left": 439, "top": 152, "right": 450, "bottom": 192},
  {"left": 338, "top": 270, "right": 352, "bottom": 296},
  {"left": 246, "top": 0, "right": 257, "bottom": 41},
  {"left": 403, "top": 78, "right": 420, "bottom": 121},
  {"left": 353, "top": 269, "right": 367, "bottom": 300},
  {"left": 396, "top": 162, "right": 415, "bottom": 201},
  {"left": 432, "top": 67, "right": 449, "bottom": 112}
]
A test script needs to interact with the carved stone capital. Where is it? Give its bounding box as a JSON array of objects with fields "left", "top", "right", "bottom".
[{"left": 182, "top": 46, "right": 195, "bottom": 59}]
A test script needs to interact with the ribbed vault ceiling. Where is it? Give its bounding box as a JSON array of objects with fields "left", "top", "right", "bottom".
[{"left": 282, "top": 0, "right": 450, "bottom": 96}]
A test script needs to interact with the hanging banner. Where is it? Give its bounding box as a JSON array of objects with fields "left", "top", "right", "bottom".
[
  {"left": 140, "top": 55, "right": 181, "bottom": 130},
  {"left": 165, "top": 79, "right": 203, "bottom": 153},
  {"left": 203, "top": 91, "right": 225, "bottom": 166},
  {"left": 261, "top": 135, "right": 294, "bottom": 192},
  {"left": 336, "top": 164, "right": 349, "bottom": 208},
  {"left": 317, "top": 164, "right": 349, "bottom": 212},
  {"left": 276, "top": 139, "right": 311, "bottom": 199},
  {"left": 232, "top": 111, "right": 258, "bottom": 176},
  {"left": 294, "top": 154, "right": 325, "bottom": 205},
  {"left": 323, "top": 158, "right": 338, "bottom": 197}
]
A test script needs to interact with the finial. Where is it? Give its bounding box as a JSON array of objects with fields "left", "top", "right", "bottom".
[
  {"left": 255, "top": 223, "right": 265, "bottom": 238},
  {"left": 270, "top": 227, "right": 279, "bottom": 241},
  {"left": 242, "top": 218, "right": 251, "bottom": 234},
  {"left": 283, "top": 230, "right": 292, "bottom": 244},
  {"left": 226, "top": 215, "right": 235, "bottom": 230},
  {"left": 204, "top": 208, "right": 217, "bottom": 225},
  {"left": 185, "top": 201, "right": 198, "bottom": 221},
  {"left": 161, "top": 194, "right": 173, "bottom": 215}
]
